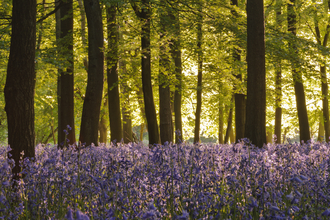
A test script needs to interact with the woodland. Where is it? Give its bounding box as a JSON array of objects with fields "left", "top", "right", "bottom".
[
  {"left": 0, "top": 0, "right": 330, "bottom": 219},
  {"left": 1, "top": 0, "right": 330, "bottom": 149}
]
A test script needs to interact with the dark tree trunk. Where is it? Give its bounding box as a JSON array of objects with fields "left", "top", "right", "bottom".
[
  {"left": 107, "top": 5, "right": 122, "bottom": 143},
  {"left": 194, "top": 6, "right": 203, "bottom": 144},
  {"left": 79, "top": 0, "right": 104, "bottom": 146},
  {"left": 321, "top": 66, "right": 330, "bottom": 142},
  {"left": 230, "top": 0, "right": 245, "bottom": 142},
  {"left": 58, "top": 0, "right": 75, "bottom": 148},
  {"left": 77, "top": 0, "right": 88, "bottom": 70},
  {"left": 318, "top": 113, "right": 325, "bottom": 141},
  {"left": 314, "top": 5, "right": 330, "bottom": 142},
  {"left": 5, "top": 0, "right": 36, "bottom": 179},
  {"left": 120, "top": 60, "right": 133, "bottom": 143},
  {"left": 99, "top": 98, "right": 108, "bottom": 144},
  {"left": 55, "top": 0, "right": 61, "bottom": 147},
  {"left": 168, "top": 4, "right": 183, "bottom": 143},
  {"left": 224, "top": 97, "right": 234, "bottom": 144},
  {"left": 131, "top": 0, "right": 160, "bottom": 145},
  {"left": 245, "top": 0, "right": 266, "bottom": 147},
  {"left": 287, "top": 0, "right": 310, "bottom": 142},
  {"left": 218, "top": 101, "right": 224, "bottom": 144},
  {"left": 274, "top": 0, "right": 282, "bottom": 144},
  {"left": 159, "top": 0, "right": 173, "bottom": 144}
]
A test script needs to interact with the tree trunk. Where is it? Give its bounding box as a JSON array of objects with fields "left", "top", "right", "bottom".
[
  {"left": 314, "top": 7, "right": 330, "bottom": 142},
  {"left": 77, "top": 0, "right": 88, "bottom": 70},
  {"left": 159, "top": 0, "right": 173, "bottom": 144},
  {"left": 194, "top": 5, "right": 203, "bottom": 144},
  {"left": 120, "top": 59, "right": 133, "bottom": 143},
  {"left": 5, "top": 0, "right": 36, "bottom": 179},
  {"left": 318, "top": 113, "right": 325, "bottom": 141},
  {"left": 79, "top": 0, "right": 104, "bottom": 146},
  {"left": 274, "top": 0, "right": 282, "bottom": 144},
  {"left": 245, "top": 0, "right": 267, "bottom": 147},
  {"left": 168, "top": 4, "right": 183, "bottom": 144},
  {"left": 107, "top": 5, "right": 122, "bottom": 143},
  {"left": 58, "top": 0, "right": 75, "bottom": 148},
  {"left": 131, "top": 0, "right": 160, "bottom": 145},
  {"left": 230, "top": 0, "right": 245, "bottom": 142},
  {"left": 287, "top": 0, "right": 310, "bottom": 142},
  {"left": 218, "top": 101, "right": 224, "bottom": 144},
  {"left": 99, "top": 97, "right": 108, "bottom": 144},
  {"left": 224, "top": 97, "right": 233, "bottom": 144},
  {"left": 321, "top": 66, "right": 330, "bottom": 142},
  {"left": 140, "top": 123, "right": 145, "bottom": 141},
  {"left": 230, "top": 125, "right": 235, "bottom": 144}
]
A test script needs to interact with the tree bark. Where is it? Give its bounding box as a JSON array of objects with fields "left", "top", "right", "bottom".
[
  {"left": 99, "top": 97, "right": 108, "bottom": 144},
  {"left": 107, "top": 4, "right": 123, "bottom": 143},
  {"left": 168, "top": 4, "right": 183, "bottom": 143},
  {"left": 58, "top": 0, "right": 75, "bottom": 148},
  {"left": 230, "top": 0, "right": 245, "bottom": 142},
  {"left": 274, "top": 0, "right": 282, "bottom": 144},
  {"left": 318, "top": 113, "right": 325, "bottom": 141},
  {"left": 244, "top": 0, "right": 267, "bottom": 147},
  {"left": 79, "top": 0, "right": 104, "bottom": 146},
  {"left": 159, "top": 0, "right": 173, "bottom": 144},
  {"left": 5, "top": 0, "right": 36, "bottom": 179},
  {"left": 77, "top": 0, "right": 88, "bottom": 70},
  {"left": 287, "top": 0, "right": 310, "bottom": 142},
  {"left": 218, "top": 101, "right": 224, "bottom": 144},
  {"left": 314, "top": 6, "right": 330, "bottom": 143},
  {"left": 120, "top": 59, "right": 133, "bottom": 143},
  {"left": 194, "top": 5, "right": 203, "bottom": 144},
  {"left": 224, "top": 97, "right": 233, "bottom": 144},
  {"left": 131, "top": 0, "right": 160, "bottom": 145}
]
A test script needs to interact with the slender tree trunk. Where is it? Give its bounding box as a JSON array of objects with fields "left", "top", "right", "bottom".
[
  {"left": 56, "top": 1, "right": 61, "bottom": 147},
  {"left": 224, "top": 97, "right": 233, "bottom": 144},
  {"left": 58, "top": 0, "right": 75, "bottom": 148},
  {"left": 230, "top": 125, "right": 235, "bottom": 143},
  {"left": 120, "top": 60, "right": 133, "bottom": 143},
  {"left": 107, "top": 5, "right": 122, "bottom": 143},
  {"left": 274, "top": 0, "right": 282, "bottom": 144},
  {"left": 314, "top": 8, "right": 330, "bottom": 142},
  {"left": 318, "top": 113, "right": 325, "bottom": 141},
  {"left": 131, "top": 0, "right": 160, "bottom": 145},
  {"left": 99, "top": 97, "right": 108, "bottom": 144},
  {"left": 287, "top": 0, "right": 310, "bottom": 142},
  {"left": 245, "top": 0, "right": 266, "bottom": 147},
  {"left": 5, "top": 0, "right": 36, "bottom": 179},
  {"left": 79, "top": 0, "right": 104, "bottom": 146},
  {"left": 218, "top": 101, "right": 224, "bottom": 144},
  {"left": 321, "top": 66, "right": 330, "bottom": 142},
  {"left": 159, "top": 0, "right": 173, "bottom": 144},
  {"left": 168, "top": 5, "right": 183, "bottom": 143},
  {"left": 194, "top": 5, "right": 203, "bottom": 143},
  {"left": 77, "top": 0, "right": 88, "bottom": 70},
  {"left": 230, "top": 0, "right": 245, "bottom": 142}
]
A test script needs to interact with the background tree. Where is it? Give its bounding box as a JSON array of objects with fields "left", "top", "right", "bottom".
[
  {"left": 231, "top": 0, "right": 245, "bottom": 142},
  {"left": 274, "top": 0, "right": 282, "bottom": 143},
  {"left": 107, "top": 3, "right": 123, "bottom": 143},
  {"left": 313, "top": 1, "right": 330, "bottom": 142},
  {"left": 57, "top": 0, "right": 76, "bottom": 147},
  {"left": 168, "top": 6, "right": 183, "bottom": 143},
  {"left": 245, "top": 0, "right": 266, "bottom": 147},
  {"left": 287, "top": 0, "right": 310, "bottom": 142},
  {"left": 194, "top": 2, "right": 203, "bottom": 144},
  {"left": 158, "top": 0, "right": 173, "bottom": 144},
  {"left": 4, "top": 0, "right": 36, "bottom": 178},
  {"left": 79, "top": 0, "right": 104, "bottom": 146},
  {"left": 131, "top": 0, "right": 160, "bottom": 145}
]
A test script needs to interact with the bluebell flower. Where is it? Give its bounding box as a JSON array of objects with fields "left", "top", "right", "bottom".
[{"left": 322, "top": 208, "right": 330, "bottom": 216}]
